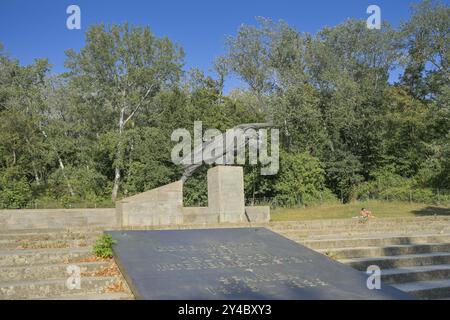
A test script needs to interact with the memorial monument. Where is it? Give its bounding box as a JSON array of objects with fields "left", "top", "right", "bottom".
[{"left": 116, "top": 165, "right": 270, "bottom": 228}]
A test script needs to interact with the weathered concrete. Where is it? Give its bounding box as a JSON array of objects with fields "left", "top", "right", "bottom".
[
  {"left": 0, "top": 261, "right": 111, "bottom": 282},
  {"left": 182, "top": 207, "right": 218, "bottom": 224},
  {"left": 116, "top": 180, "right": 184, "bottom": 228},
  {"left": 0, "top": 166, "right": 269, "bottom": 231},
  {"left": 391, "top": 279, "right": 450, "bottom": 299},
  {"left": 0, "top": 208, "right": 117, "bottom": 231},
  {"left": 273, "top": 221, "right": 450, "bottom": 300},
  {"left": 116, "top": 166, "right": 270, "bottom": 228},
  {"left": 0, "top": 229, "right": 133, "bottom": 300},
  {"left": 1, "top": 217, "right": 449, "bottom": 299},
  {"left": 245, "top": 206, "right": 270, "bottom": 223},
  {"left": 0, "top": 247, "right": 93, "bottom": 267},
  {"left": 0, "top": 276, "right": 121, "bottom": 300},
  {"left": 208, "top": 166, "right": 245, "bottom": 223}
]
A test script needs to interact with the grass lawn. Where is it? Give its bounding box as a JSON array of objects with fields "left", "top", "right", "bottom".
[{"left": 270, "top": 200, "right": 450, "bottom": 222}]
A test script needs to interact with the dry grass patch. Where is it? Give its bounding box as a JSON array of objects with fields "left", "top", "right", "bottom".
[{"left": 271, "top": 200, "right": 450, "bottom": 221}]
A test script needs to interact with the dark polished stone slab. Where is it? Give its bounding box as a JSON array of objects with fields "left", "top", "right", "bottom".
[{"left": 107, "top": 228, "right": 411, "bottom": 300}]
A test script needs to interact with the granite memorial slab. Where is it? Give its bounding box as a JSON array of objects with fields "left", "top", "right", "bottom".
[{"left": 107, "top": 228, "right": 411, "bottom": 300}]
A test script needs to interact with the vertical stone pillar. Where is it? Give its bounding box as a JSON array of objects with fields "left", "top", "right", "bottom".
[{"left": 207, "top": 166, "right": 245, "bottom": 223}]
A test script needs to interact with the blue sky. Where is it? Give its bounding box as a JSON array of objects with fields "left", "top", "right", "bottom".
[{"left": 0, "top": 0, "right": 431, "bottom": 92}]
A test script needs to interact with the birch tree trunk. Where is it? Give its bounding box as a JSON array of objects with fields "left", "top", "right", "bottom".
[
  {"left": 58, "top": 156, "right": 75, "bottom": 196},
  {"left": 111, "top": 107, "right": 125, "bottom": 202},
  {"left": 40, "top": 130, "right": 75, "bottom": 197}
]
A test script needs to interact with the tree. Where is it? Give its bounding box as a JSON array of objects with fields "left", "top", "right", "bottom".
[
  {"left": 223, "top": 18, "right": 275, "bottom": 100},
  {"left": 65, "top": 23, "right": 184, "bottom": 201},
  {"left": 0, "top": 50, "right": 54, "bottom": 204},
  {"left": 274, "top": 151, "right": 332, "bottom": 206},
  {"left": 400, "top": 0, "right": 449, "bottom": 100}
]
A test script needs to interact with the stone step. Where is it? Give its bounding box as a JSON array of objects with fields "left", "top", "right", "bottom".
[
  {"left": 276, "top": 225, "right": 450, "bottom": 238},
  {"left": 295, "top": 234, "right": 450, "bottom": 248},
  {"left": 0, "top": 276, "right": 122, "bottom": 300},
  {"left": 0, "top": 227, "right": 104, "bottom": 234},
  {"left": 0, "top": 231, "right": 102, "bottom": 242},
  {"left": 285, "top": 224, "right": 450, "bottom": 231},
  {"left": 391, "top": 279, "right": 450, "bottom": 299},
  {"left": 269, "top": 217, "right": 450, "bottom": 229},
  {"left": 272, "top": 225, "right": 450, "bottom": 234},
  {"left": 0, "top": 238, "right": 96, "bottom": 250},
  {"left": 339, "top": 252, "right": 450, "bottom": 270},
  {"left": 40, "top": 292, "right": 134, "bottom": 300},
  {"left": 380, "top": 264, "right": 450, "bottom": 284},
  {"left": 0, "top": 247, "right": 93, "bottom": 267},
  {"left": 319, "top": 243, "right": 450, "bottom": 259},
  {"left": 0, "top": 261, "right": 111, "bottom": 282}
]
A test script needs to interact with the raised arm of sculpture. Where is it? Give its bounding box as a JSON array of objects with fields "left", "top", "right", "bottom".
[{"left": 180, "top": 123, "right": 273, "bottom": 182}]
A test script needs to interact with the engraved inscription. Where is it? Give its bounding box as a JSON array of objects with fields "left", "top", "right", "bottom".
[
  {"left": 205, "top": 271, "right": 329, "bottom": 295},
  {"left": 154, "top": 241, "right": 313, "bottom": 272}
]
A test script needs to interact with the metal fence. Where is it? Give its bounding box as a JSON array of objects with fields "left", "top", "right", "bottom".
[{"left": 245, "top": 188, "right": 450, "bottom": 208}]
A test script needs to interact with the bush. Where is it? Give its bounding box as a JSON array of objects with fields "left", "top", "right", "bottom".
[
  {"left": 183, "top": 166, "right": 210, "bottom": 207},
  {"left": 355, "top": 166, "right": 449, "bottom": 204},
  {"left": 274, "top": 152, "right": 335, "bottom": 207},
  {"left": 47, "top": 166, "right": 110, "bottom": 200},
  {"left": 0, "top": 168, "right": 32, "bottom": 208},
  {"left": 92, "top": 234, "right": 117, "bottom": 259}
]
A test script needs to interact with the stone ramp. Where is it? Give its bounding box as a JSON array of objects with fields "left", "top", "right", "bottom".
[{"left": 0, "top": 229, "right": 133, "bottom": 300}]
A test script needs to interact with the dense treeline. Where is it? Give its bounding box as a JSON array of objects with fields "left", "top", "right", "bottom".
[{"left": 0, "top": 0, "right": 449, "bottom": 208}]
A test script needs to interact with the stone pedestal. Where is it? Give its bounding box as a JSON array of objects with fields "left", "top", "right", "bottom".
[{"left": 207, "top": 166, "right": 245, "bottom": 223}]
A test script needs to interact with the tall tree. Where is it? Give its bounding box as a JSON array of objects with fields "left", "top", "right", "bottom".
[
  {"left": 65, "top": 23, "right": 184, "bottom": 201},
  {"left": 400, "top": 0, "right": 449, "bottom": 100}
]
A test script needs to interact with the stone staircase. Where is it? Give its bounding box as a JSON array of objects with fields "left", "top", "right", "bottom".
[
  {"left": 1, "top": 216, "right": 449, "bottom": 299},
  {"left": 0, "top": 228, "right": 133, "bottom": 300},
  {"left": 270, "top": 216, "right": 450, "bottom": 299}
]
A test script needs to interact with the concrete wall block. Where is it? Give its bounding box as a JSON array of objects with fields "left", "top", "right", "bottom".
[
  {"left": 0, "top": 208, "right": 117, "bottom": 231},
  {"left": 245, "top": 206, "right": 271, "bottom": 223},
  {"left": 117, "top": 180, "right": 184, "bottom": 227},
  {"left": 208, "top": 166, "right": 245, "bottom": 223}
]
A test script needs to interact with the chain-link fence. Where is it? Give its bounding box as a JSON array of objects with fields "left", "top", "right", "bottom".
[{"left": 245, "top": 188, "right": 450, "bottom": 209}]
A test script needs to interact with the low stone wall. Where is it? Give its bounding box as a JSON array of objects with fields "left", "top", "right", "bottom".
[
  {"left": 182, "top": 207, "right": 218, "bottom": 224},
  {"left": 115, "top": 167, "right": 270, "bottom": 228},
  {"left": 245, "top": 206, "right": 270, "bottom": 223},
  {"left": 0, "top": 208, "right": 117, "bottom": 231},
  {"left": 0, "top": 167, "right": 271, "bottom": 231}
]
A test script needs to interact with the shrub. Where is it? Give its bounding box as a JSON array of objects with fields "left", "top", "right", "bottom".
[
  {"left": 92, "top": 234, "right": 117, "bottom": 259},
  {"left": 274, "top": 152, "right": 334, "bottom": 207},
  {"left": 0, "top": 168, "right": 32, "bottom": 208},
  {"left": 355, "top": 166, "right": 449, "bottom": 204}
]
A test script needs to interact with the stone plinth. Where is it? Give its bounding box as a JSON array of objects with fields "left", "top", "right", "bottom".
[{"left": 207, "top": 166, "right": 245, "bottom": 223}]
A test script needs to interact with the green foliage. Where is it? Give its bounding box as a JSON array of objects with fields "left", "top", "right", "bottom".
[
  {"left": 356, "top": 166, "right": 450, "bottom": 204},
  {"left": 325, "top": 151, "right": 364, "bottom": 203},
  {"left": 183, "top": 169, "right": 209, "bottom": 207},
  {"left": 0, "top": 168, "right": 32, "bottom": 208},
  {"left": 0, "top": 3, "right": 449, "bottom": 209},
  {"left": 273, "top": 152, "right": 335, "bottom": 207},
  {"left": 93, "top": 234, "right": 117, "bottom": 259}
]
